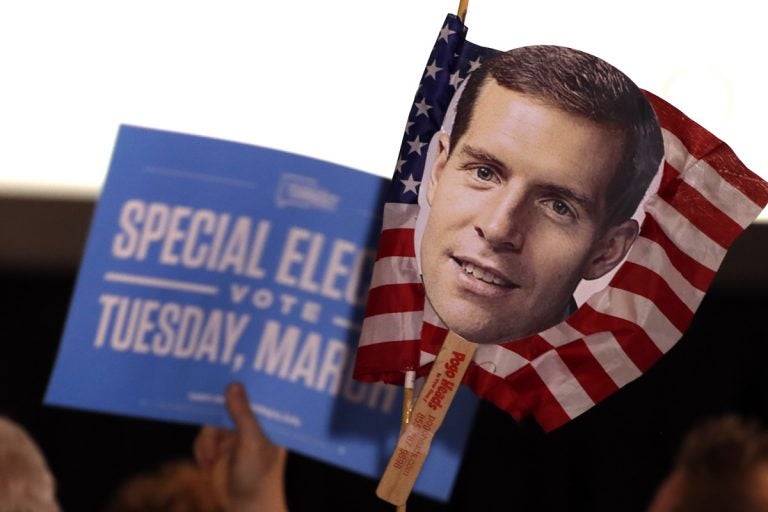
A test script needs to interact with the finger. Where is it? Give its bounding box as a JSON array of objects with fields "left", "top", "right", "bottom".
[
  {"left": 194, "top": 425, "right": 220, "bottom": 470},
  {"left": 195, "top": 425, "right": 237, "bottom": 469},
  {"left": 225, "top": 381, "right": 265, "bottom": 442}
]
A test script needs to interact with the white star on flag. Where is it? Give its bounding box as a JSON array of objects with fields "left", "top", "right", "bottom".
[
  {"left": 468, "top": 57, "right": 482, "bottom": 72},
  {"left": 406, "top": 136, "right": 427, "bottom": 156},
  {"left": 400, "top": 174, "right": 420, "bottom": 195},
  {"left": 424, "top": 60, "right": 442, "bottom": 79},
  {"left": 439, "top": 24, "right": 455, "bottom": 42},
  {"left": 413, "top": 98, "right": 432, "bottom": 118},
  {"left": 449, "top": 70, "right": 463, "bottom": 89},
  {"left": 395, "top": 157, "right": 407, "bottom": 173}
]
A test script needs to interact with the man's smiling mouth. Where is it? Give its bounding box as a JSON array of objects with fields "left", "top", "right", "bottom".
[{"left": 455, "top": 258, "right": 515, "bottom": 287}]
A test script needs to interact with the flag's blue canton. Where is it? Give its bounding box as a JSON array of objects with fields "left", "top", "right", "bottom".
[{"left": 386, "top": 14, "right": 498, "bottom": 204}]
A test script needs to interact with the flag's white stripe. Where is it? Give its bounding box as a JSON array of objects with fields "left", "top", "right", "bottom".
[
  {"left": 475, "top": 344, "right": 528, "bottom": 377},
  {"left": 533, "top": 353, "right": 594, "bottom": 419},
  {"left": 381, "top": 203, "right": 420, "bottom": 230},
  {"left": 587, "top": 287, "right": 681, "bottom": 353},
  {"left": 584, "top": 331, "right": 642, "bottom": 388},
  {"left": 661, "top": 128, "right": 692, "bottom": 175},
  {"left": 643, "top": 196, "right": 726, "bottom": 271},
  {"left": 626, "top": 237, "right": 706, "bottom": 311},
  {"left": 684, "top": 159, "right": 763, "bottom": 228},
  {"left": 358, "top": 311, "right": 423, "bottom": 346},
  {"left": 369, "top": 256, "right": 420, "bottom": 288},
  {"left": 538, "top": 321, "right": 584, "bottom": 348},
  {"left": 663, "top": 129, "right": 762, "bottom": 227},
  {"left": 419, "top": 350, "right": 437, "bottom": 367}
]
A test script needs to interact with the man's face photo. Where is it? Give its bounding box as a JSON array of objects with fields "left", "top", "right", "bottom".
[{"left": 418, "top": 46, "right": 664, "bottom": 345}]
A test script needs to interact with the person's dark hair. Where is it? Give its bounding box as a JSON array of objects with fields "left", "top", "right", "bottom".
[
  {"left": 670, "top": 415, "right": 768, "bottom": 512},
  {"left": 449, "top": 45, "right": 664, "bottom": 227}
]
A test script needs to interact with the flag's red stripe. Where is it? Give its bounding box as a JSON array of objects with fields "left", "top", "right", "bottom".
[
  {"left": 646, "top": 90, "right": 768, "bottom": 206},
  {"left": 612, "top": 262, "right": 695, "bottom": 334},
  {"left": 567, "top": 305, "right": 663, "bottom": 372},
  {"left": 375, "top": 228, "right": 415, "bottom": 259},
  {"left": 657, "top": 179, "right": 743, "bottom": 248},
  {"left": 703, "top": 148, "right": 768, "bottom": 207},
  {"left": 509, "top": 365, "right": 571, "bottom": 431},
  {"left": 647, "top": 91, "right": 723, "bottom": 160},
  {"left": 464, "top": 365, "right": 526, "bottom": 422},
  {"left": 658, "top": 161, "right": 681, "bottom": 192},
  {"left": 464, "top": 363, "right": 571, "bottom": 431},
  {"left": 353, "top": 340, "right": 421, "bottom": 381},
  {"left": 640, "top": 215, "right": 716, "bottom": 292},
  {"left": 363, "top": 283, "right": 424, "bottom": 317},
  {"left": 420, "top": 321, "right": 448, "bottom": 355},
  {"left": 556, "top": 339, "right": 619, "bottom": 404},
  {"left": 499, "top": 334, "right": 553, "bottom": 362}
]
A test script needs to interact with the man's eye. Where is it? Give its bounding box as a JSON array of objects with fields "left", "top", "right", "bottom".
[
  {"left": 475, "top": 167, "right": 494, "bottom": 181},
  {"left": 550, "top": 199, "right": 572, "bottom": 216}
]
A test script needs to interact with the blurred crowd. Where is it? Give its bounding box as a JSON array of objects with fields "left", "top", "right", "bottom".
[{"left": 4, "top": 382, "right": 768, "bottom": 512}]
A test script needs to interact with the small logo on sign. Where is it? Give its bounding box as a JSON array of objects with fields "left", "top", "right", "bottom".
[{"left": 276, "top": 173, "right": 340, "bottom": 212}]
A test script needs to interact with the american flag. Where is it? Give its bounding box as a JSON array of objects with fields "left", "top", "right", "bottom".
[{"left": 353, "top": 14, "right": 768, "bottom": 432}]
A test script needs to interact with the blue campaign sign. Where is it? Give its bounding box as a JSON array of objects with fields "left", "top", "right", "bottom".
[{"left": 44, "top": 125, "right": 477, "bottom": 501}]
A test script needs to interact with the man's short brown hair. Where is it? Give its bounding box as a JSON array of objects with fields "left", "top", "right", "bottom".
[{"left": 450, "top": 45, "right": 664, "bottom": 228}]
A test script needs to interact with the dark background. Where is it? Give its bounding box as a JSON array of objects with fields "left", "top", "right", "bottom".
[{"left": 2, "top": 193, "right": 767, "bottom": 511}]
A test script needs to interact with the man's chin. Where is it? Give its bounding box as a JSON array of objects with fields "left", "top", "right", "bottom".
[
  {"left": 430, "top": 300, "right": 514, "bottom": 343},
  {"left": 442, "top": 319, "right": 531, "bottom": 345}
]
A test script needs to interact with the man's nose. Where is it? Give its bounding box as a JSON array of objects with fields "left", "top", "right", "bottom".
[{"left": 473, "top": 188, "right": 526, "bottom": 250}]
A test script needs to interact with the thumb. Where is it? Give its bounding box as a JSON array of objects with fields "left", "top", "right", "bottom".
[{"left": 225, "top": 381, "right": 263, "bottom": 441}]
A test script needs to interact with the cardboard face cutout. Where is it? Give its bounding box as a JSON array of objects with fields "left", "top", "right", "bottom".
[{"left": 415, "top": 50, "right": 664, "bottom": 346}]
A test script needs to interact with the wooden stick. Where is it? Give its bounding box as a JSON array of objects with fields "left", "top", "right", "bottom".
[
  {"left": 401, "top": 371, "right": 415, "bottom": 429},
  {"left": 457, "top": 0, "right": 469, "bottom": 22},
  {"left": 396, "top": 371, "right": 416, "bottom": 512}
]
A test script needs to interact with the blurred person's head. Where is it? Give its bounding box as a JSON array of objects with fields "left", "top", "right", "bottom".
[
  {"left": 0, "top": 416, "right": 60, "bottom": 512},
  {"left": 648, "top": 415, "right": 768, "bottom": 512}
]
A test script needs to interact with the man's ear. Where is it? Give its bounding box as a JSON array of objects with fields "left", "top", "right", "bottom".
[
  {"left": 583, "top": 219, "right": 639, "bottom": 280},
  {"left": 427, "top": 132, "right": 451, "bottom": 206}
]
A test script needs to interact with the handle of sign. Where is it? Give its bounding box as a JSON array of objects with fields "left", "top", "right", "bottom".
[{"left": 377, "top": 332, "right": 477, "bottom": 506}]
